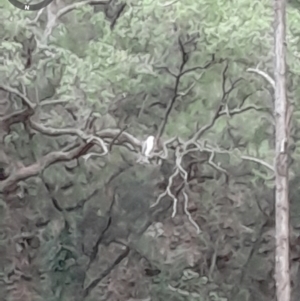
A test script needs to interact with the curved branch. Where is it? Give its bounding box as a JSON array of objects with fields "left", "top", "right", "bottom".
[
  {"left": 83, "top": 246, "right": 130, "bottom": 298},
  {"left": 30, "top": 120, "right": 91, "bottom": 139},
  {"left": 158, "top": 0, "right": 179, "bottom": 6},
  {"left": 241, "top": 155, "right": 274, "bottom": 172},
  {"left": 0, "top": 108, "right": 34, "bottom": 130},
  {"left": 97, "top": 128, "right": 142, "bottom": 148},
  {"left": 0, "top": 85, "right": 35, "bottom": 110},
  {"left": 0, "top": 121, "right": 143, "bottom": 192},
  {"left": 247, "top": 68, "right": 275, "bottom": 90},
  {"left": 0, "top": 142, "right": 94, "bottom": 192},
  {"left": 29, "top": 121, "right": 142, "bottom": 149},
  {"left": 44, "top": 0, "right": 109, "bottom": 39}
]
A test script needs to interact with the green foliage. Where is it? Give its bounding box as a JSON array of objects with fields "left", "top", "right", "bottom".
[{"left": 2, "top": 0, "right": 300, "bottom": 300}]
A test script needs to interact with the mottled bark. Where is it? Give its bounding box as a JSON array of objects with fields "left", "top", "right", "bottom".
[{"left": 274, "top": 0, "right": 291, "bottom": 301}]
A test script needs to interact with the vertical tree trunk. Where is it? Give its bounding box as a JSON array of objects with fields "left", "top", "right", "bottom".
[{"left": 274, "top": 0, "right": 291, "bottom": 301}]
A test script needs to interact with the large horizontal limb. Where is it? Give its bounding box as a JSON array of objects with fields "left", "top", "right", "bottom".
[{"left": 0, "top": 142, "right": 93, "bottom": 192}]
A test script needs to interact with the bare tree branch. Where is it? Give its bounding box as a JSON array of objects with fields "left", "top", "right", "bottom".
[
  {"left": 241, "top": 155, "right": 274, "bottom": 172},
  {"left": 55, "top": 0, "right": 109, "bottom": 21},
  {"left": 151, "top": 169, "right": 179, "bottom": 209},
  {"left": 39, "top": 99, "right": 69, "bottom": 106},
  {"left": 44, "top": 0, "right": 109, "bottom": 39},
  {"left": 30, "top": 120, "right": 108, "bottom": 152},
  {"left": 156, "top": 38, "right": 188, "bottom": 140},
  {"left": 83, "top": 246, "right": 130, "bottom": 298},
  {"left": 108, "top": 124, "right": 129, "bottom": 151},
  {"left": 0, "top": 85, "right": 36, "bottom": 110},
  {"left": 26, "top": 7, "right": 45, "bottom": 25},
  {"left": 207, "top": 151, "right": 228, "bottom": 174},
  {"left": 0, "top": 114, "right": 144, "bottom": 192},
  {"left": 29, "top": 120, "right": 91, "bottom": 139},
  {"left": 181, "top": 54, "right": 217, "bottom": 76},
  {"left": 0, "top": 85, "right": 36, "bottom": 131},
  {"left": 0, "top": 109, "right": 34, "bottom": 130},
  {"left": 183, "top": 190, "right": 200, "bottom": 233},
  {"left": 110, "top": 3, "right": 126, "bottom": 30},
  {"left": 201, "top": 142, "right": 274, "bottom": 173},
  {"left": 156, "top": 45, "right": 217, "bottom": 140},
  {"left": 151, "top": 122, "right": 274, "bottom": 231},
  {"left": 0, "top": 142, "right": 94, "bottom": 192},
  {"left": 247, "top": 68, "right": 275, "bottom": 90},
  {"left": 189, "top": 62, "right": 265, "bottom": 143},
  {"left": 158, "top": 0, "right": 179, "bottom": 6},
  {"left": 30, "top": 120, "right": 141, "bottom": 152},
  {"left": 220, "top": 104, "right": 269, "bottom": 116},
  {"left": 189, "top": 103, "right": 268, "bottom": 144},
  {"left": 97, "top": 129, "right": 142, "bottom": 149},
  {"left": 153, "top": 66, "right": 177, "bottom": 78}
]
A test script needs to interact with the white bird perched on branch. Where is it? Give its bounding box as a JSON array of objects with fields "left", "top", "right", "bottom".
[{"left": 137, "top": 135, "right": 155, "bottom": 164}]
